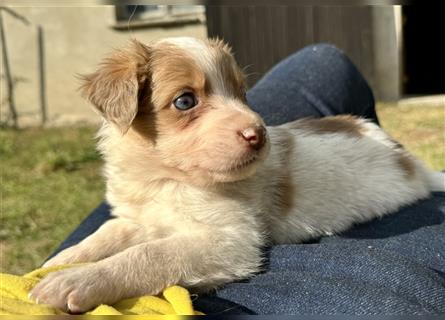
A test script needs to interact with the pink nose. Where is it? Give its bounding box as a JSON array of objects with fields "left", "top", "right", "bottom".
[{"left": 240, "top": 125, "right": 266, "bottom": 150}]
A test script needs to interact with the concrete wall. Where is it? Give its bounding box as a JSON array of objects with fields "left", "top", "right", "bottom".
[{"left": 1, "top": 6, "right": 207, "bottom": 127}]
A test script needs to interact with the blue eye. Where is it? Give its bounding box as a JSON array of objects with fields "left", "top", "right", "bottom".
[{"left": 173, "top": 92, "right": 198, "bottom": 110}]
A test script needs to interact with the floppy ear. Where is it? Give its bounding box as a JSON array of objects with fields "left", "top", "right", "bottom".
[{"left": 80, "top": 40, "right": 151, "bottom": 133}]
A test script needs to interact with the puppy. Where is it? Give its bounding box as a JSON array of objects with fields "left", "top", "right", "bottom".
[{"left": 30, "top": 37, "right": 445, "bottom": 313}]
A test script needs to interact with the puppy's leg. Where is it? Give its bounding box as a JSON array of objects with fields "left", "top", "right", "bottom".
[
  {"left": 30, "top": 230, "right": 262, "bottom": 313},
  {"left": 43, "top": 218, "right": 148, "bottom": 267}
]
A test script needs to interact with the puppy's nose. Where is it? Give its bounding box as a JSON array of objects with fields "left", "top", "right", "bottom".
[{"left": 240, "top": 125, "right": 266, "bottom": 150}]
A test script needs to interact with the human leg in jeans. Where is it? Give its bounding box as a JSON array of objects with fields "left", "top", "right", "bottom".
[{"left": 247, "top": 43, "right": 378, "bottom": 125}]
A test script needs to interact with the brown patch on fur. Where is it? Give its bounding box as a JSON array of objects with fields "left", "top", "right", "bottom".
[
  {"left": 275, "top": 175, "right": 295, "bottom": 215},
  {"left": 385, "top": 135, "right": 415, "bottom": 178},
  {"left": 149, "top": 43, "right": 206, "bottom": 110},
  {"left": 80, "top": 40, "right": 151, "bottom": 133},
  {"left": 273, "top": 130, "right": 296, "bottom": 215},
  {"left": 128, "top": 42, "right": 211, "bottom": 143},
  {"left": 388, "top": 136, "right": 406, "bottom": 151},
  {"left": 397, "top": 153, "right": 416, "bottom": 178},
  {"left": 207, "top": 38, "right": 247, "bottom": 99},
  {"left": 129, "top": 111, "right": 159, "bottom": 146},
  {"left": 294, "top": 115, "right": 366, "bottom": 137}
]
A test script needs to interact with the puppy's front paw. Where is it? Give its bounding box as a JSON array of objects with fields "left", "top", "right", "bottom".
[{"left": 29, "top": 265, "right": 114, "bottom": 313}]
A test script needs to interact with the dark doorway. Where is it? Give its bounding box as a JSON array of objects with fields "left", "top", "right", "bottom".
[{"left": 402, "top": 6, "right": 445, "bottom": 95}]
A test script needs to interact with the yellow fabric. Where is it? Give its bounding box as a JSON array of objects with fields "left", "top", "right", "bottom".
[{"left": 0, "top": 265, "right": 203, "bottom": 315}]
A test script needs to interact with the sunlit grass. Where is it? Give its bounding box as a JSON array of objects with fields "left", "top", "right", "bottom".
[{"left": 1, "top": 126, "right": 104, "bottom": 274}]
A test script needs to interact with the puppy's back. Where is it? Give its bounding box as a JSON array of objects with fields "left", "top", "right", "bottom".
[{"left": 263, "top": 116, "right": 441, "bottom": 243}]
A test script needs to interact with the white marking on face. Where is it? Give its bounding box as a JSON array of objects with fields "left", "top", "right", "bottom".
[{"left": 159, "top": 37, "right": 231, "bottom": 96}]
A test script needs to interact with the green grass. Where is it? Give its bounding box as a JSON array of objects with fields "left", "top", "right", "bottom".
[
  {"left": 0, "top": 103, "right": 444, "bottom": 275},
  {"left": 1, "top": 126, "right": 104, "bottom": 274}
]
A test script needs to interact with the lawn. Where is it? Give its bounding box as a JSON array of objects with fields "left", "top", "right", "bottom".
[
  {"left": 1, "top": 103, "right": 444, "bottom": 275},
  {"left": 0, "top": 126, "right": 104, "bottom": 274}
]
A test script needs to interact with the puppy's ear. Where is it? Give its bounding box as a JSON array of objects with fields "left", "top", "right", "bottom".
[{"left": 80, "top": 40, "right": 151, "bottom": 133}]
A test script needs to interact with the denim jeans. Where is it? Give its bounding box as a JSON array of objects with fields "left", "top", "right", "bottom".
[{"left": 49, "top": 44, "right": 445, "bottom": 315}]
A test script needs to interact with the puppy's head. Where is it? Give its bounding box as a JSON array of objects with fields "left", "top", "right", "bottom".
[{"left": 81, "top": 37, "right": 269, "bottom": 186}]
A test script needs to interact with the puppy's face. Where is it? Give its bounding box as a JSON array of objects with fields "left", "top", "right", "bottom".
[{"left": 81, "top": 37, "right": 269, "bottom": 185}]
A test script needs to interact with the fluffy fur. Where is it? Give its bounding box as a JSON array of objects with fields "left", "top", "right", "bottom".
[{"left": 30, "top": 37, "right": 445, "bottom": 313}]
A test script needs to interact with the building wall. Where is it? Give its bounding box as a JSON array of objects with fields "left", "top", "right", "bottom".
[{"left": 1, "top": 6, "right": 207, "bottom": 127}]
